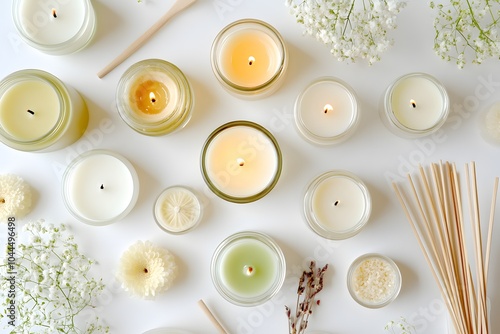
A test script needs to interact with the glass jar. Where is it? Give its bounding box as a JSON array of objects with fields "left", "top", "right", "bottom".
[
  {"left": 62, "top": 149, "right": 140, "bottom": 226},
  {"left": 211, "top": 19, "right": 288, "bottom": 98},
  {"left": 153, "top": 186, "right": 203, "bottom": 234},
  {"left": 211, "top": 231, "right": 286, "bottom": 306},
  {"left": 12, "top": 0, "right": 96, "bottom": 55},
  {"left": 347, "top": 253, "right": 401, "bottom": 308},
  {"left": 304, "top": 170, "right": 371, "bottom": 240},
  {"left": 380, "top": 72, "right": 449, "bottom": 138},
  {"left": 116, "top": 59, "right": 194, "bottom": 136},
  {"left": 0, "top": 69, "right": 88, "bottom": 152},
  {"left": 200, "top": 120, "right": 282, "bottom": 203},
  {"left": 294, "top": 77, "right": 359, "bottom": 145}
]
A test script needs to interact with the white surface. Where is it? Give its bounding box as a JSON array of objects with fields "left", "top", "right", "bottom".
[{"left": 0, "top": 1, "right": 499, "bottom": 334}]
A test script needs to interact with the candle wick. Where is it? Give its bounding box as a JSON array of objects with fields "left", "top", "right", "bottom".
[
  {"left": 334, "top": 200, "right": 339, "bottom": 206},
  {"left": 144, "top": 268, "right": 149, "bottom": 274},
  {"left": 100, "top": 184, "right": 104, "bottom": 190},
  {"left": 244, "top": 265, "right": 254, "bottom": 276},
  {"left": 51, "top": 8, "right": 57, "bottom": 18},
  {"left": 237, "top": 158, "right": 245, "bottom": 167},
  {"left": 323, "top": 104, "right": 333, "bottom": 114},
  {"left": 410, "top": 100, "right": 417, "bottom": 108},
  {"left": 27, "top": 109, "right": 35, "bottom": 115},
  {"left": 248, "top": 56, "right": 255, "bottom": 66}
]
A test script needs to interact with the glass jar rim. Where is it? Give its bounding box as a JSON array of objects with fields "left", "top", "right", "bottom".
[
  {"left": 294, "top": 76, "right": 360, "bottom": 145},
  {"left": 210, "top": 231, "right": 286, "bottom": 306},
  {"left": 382, "top": 72, "right": 450, "bottom": 136},
  {"left": 200, "top": 120, "right": 282, "bottom": 203},
  {"left": 303, "top": 170, "right": 371, "bottom": 240},
  {"left": 347, "top": 253, "right": 402, "bottom": 308},
  {"left": 210, "top": 18, "right": 288, "bottom": 96}
]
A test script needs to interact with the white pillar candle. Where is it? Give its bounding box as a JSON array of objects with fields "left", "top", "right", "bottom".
[
  {"left": 294, "top": 77, "right": 359, "bottom": 145},
  {"left": 201, "top": 121, "right": 282, "bottom": 203},
  {"left": 0, "top": 69, "right": 88, "bottom": 152},
  {"left": 304, "top": 171, "right": 371, "bottom": 239},
  {"left": 116, "top": 59, "right": 194, "bottom": 136},
  {"left": 480, "top": 102, "right": 500, "bottom": 146},
  {"left": 154, "top": 186, "right": 202, "bottom": 234},
  {"left": 211, "top": 19, "right": 288, "bottom": 98},
  {"left": 62, "top": 150, "right": 139, "bottom": 225},
  {"left": 380, "top": 73, "right": 449, "bottom": 137},
  {"left": 12, "top": 0, "right": 96, "bottom": 55}
]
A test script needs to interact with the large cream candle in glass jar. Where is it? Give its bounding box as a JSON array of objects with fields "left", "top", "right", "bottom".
[
  {"left": 116, "top": 59, "right": 194, "bottom": 136},
  {"left": 211, "top": 19, "right": 288, "bottom": 98},
  {"left": 380, "top": 73, "right": 449, "bottom": 137},
  {"left": 12, "top": 0, "right": 96, "bottom": 55},
  {"left": 0, "top": 69, "right": 88, "bottom": 152},
  {"left": 201, "top": 121, "right": 282, "bottom": 203}
]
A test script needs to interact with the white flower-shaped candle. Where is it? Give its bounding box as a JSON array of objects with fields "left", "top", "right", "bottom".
[
  {"left": 0, "top": 174, "right": 32, "bottom": 222},
  {"left": 117, "top": 240, "right": 178, "bottom": 299}
]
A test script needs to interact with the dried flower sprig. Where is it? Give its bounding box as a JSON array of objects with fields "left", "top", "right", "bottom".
[
  {"left": 285, "top": 0, "right": 407, "bottom": 65},
  {"left": 285, "top": 261, "right": 328, "bottom": 334},
  {"left": 430, "top": 0, "right": 500, "bottom": 68},
  {"left": 0, "top": 219, "right": 109, "bottom": 333}
]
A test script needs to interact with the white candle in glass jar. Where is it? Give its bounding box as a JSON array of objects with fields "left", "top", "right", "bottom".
[
  {"left": 381, "top": 73, "right": 449, "bottom": 137},
  {"left": 294, "top": 77, "right": 359, "bottom": 145},
  {"left": 12, "top": 0, "right": 96, "bottom": 55},
  {"left": 62, "top": 150, "right": 139, "bottom": 225},
  {"left": 201, "top": 121, "right": 282, "bottom": 203},
  {"left": 304, "top": 171, "right": 371, "bottom": 239}
]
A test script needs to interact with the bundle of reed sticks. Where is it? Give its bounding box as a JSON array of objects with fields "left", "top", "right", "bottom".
[{"left": 392, "top": 161, "right": 498, "bottom": 334}]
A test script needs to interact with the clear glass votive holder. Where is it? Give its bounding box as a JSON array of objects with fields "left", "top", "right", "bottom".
[
  {"left": 303, "top": 170, "right": 371, "bottom": 240},
  {"left": 62, "top": 149, "right": 140, "bottom": 226},
  {"left": 200, "top": 120, "right": 282, "bottom": 204},
  {"left": 0, "top": 69, "right": 88, "bottom": 152},
  {"left": 153, "top": 186, "right": 203, "bottom": 235},
  {"left": 211, "top": 19, "right": 288, "bottom": 99},
  {"left": 380, "top": 72, "right": 449, "bottom": 138},
  {"left": 347, "top": 253, "right": 402, "bottom": 308},
  {"left": 211, "top": 231, "right": 286, "bottom": 306},
  {"left": 12, "top": 0, "right": 96, "bottom": 55},
  {"left": 116, "top": 59, "right": 194, "bottom": 136}
]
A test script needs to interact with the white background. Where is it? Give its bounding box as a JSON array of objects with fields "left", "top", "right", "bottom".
[{"left": 1, "top": 0, "right": 499, "bottom": 333}]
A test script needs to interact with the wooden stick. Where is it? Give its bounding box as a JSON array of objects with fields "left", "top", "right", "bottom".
[
  {"left": 197, "top": 299, "right": 228, "bottom": 334},
  {"left": 97, "top": 0, "right": 196, "bottom": 78},
  {"left": 485, "top": 176, "right": 499, "bottom": 282}
]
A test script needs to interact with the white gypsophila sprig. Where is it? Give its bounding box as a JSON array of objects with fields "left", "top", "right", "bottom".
[
  {"left": 286, "top": 0, "right": 407, "bottom": 65},
  {"left": 0, "top": 219, "right": 109, "bottom": 333},
  {"left": 384, "top": 316, "right": 417, "bottom": 333},
  {"left": 430, "top": 0, "right": 500, "bottom": 68}
]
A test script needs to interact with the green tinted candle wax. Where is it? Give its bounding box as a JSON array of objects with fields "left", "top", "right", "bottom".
[{"left": 219, "top": 238, "right": 278, "bottom": 298}]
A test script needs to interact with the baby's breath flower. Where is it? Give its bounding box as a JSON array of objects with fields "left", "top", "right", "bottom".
[
  {"left": 0, "top": 219, "right": 109, "bottom": 333},
  {"left": 385, "top": 316, "right": 416, "bottom": 333},
  {"left": 430, "top": 0, "right": 500, "bottom": 68},
  {"left": 286, "top": 0, "right": 407, "bottom": 65}
]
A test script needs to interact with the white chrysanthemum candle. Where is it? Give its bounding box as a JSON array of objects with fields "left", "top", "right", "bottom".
[
  {"left": 0, "top": 174, "right": 32, "bottom": 222},
  {"left": 117, "top": 241, "right": 178, "bottom": 299}
]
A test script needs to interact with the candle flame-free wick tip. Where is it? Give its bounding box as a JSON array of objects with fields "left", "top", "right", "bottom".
[
  {"left": 410, "top": 99, "right": 417, "bottom": 108},
  {"left": 27, "top": 109, "right": 35, "bottom": 115},
  {"left": 334, "top": 200, "right": 339, "bottom": 206},
  {"left": 324, "top": 104, "right": 333, "bottom": 114},
  {"left": 245, "top": 266, "right": 254, "bottom": 276},
  {"left": 248, "top": 56, "right": 255, "bottom": 66},
  {"left": 100, "top": 184, "right": 104, "bottom": 190},
  {"left": 237, "top": 158, "right": 245, "bottom": 167},
  {"left": 149, "top": 92, "right": 156, "bottom": 103},
  {"left": 51, "top": 8, "right": 57, "bottom": 18}
]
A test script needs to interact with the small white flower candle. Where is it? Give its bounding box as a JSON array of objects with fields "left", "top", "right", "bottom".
[
  {"left": 294, "top": 77, "right": 359, "bottom": 145},
  {"left": 211, "top": 19, "right": 288, "bottom": 98},
  {"left": 0, "top": 174, "right": 32, "bottom": 222},
  {"left": 154, "top": 186, "right": 202, "bottom": 234},
  {"left": 380, "top": 73, "right": 449, "bottom": 137},
  {"left": 201, "top": 121, "right": 282, "bottom": 203},
  {"left": 304, "top": 170, "right": 371, "bottom": 239},
  {"left": 12, "top": 0, "right": 96, "bottom": 55},
  {"left": 0, "top": 70, "right": 89, "bottom": 152},
  {"left": 62, "top": 150, "right": 139, "bottom": 225}
]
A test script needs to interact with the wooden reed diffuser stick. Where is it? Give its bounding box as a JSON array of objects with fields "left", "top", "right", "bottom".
[
  {"left": 97, "top": 0, "right": 196, "bottom": 79},
  {"left": 197, "top": 299, "right": 228, "bottom": 334}
]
